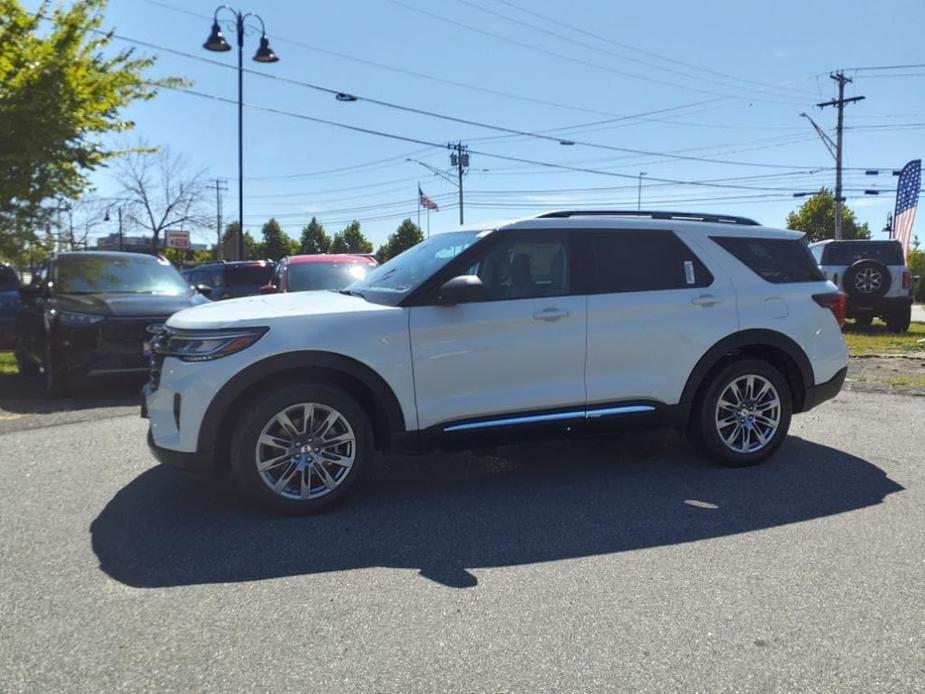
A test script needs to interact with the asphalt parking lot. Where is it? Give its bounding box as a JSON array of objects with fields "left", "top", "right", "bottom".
[{"left": 1, "top": 387, "right": 923, "bottom": 693}]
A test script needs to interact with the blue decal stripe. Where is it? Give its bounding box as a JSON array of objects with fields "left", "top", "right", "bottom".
[
  {"left": 586, "top": 405, "right": 655, "bottom": 418},
  {"left": 444, "top": 410, "right": 584, "bottom": 432},
  {"left": 443, "top": 404, "right": 656, "bottom": 432}
]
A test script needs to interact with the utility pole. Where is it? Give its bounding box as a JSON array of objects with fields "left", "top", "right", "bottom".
[
  {"left": 816, "top": 72, "right": 865, "bottom": 240},
  {"left": 449, "top": 142, "right": 469, "bottom": 224},
  {"left": 213, "top": 178, "right": 228, "bottom": 260}
]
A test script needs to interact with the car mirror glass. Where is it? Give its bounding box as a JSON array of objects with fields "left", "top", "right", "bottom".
[{"left": 437, "top": 275, "right": 485, "bottom": 305}]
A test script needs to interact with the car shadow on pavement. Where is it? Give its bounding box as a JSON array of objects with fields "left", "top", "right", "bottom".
[
  {"left": 0, "top": 372, "right": 142, "bottom": 415},
  {"left": 91, "top": 432, "right": 903, "bottom": 589}
]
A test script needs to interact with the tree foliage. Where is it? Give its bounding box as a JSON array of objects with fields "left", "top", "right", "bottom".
[
  {"left": 299, "top": 217, "right": 330, "bottom": 254},
  {"left": 0, "top": 0, "right": 177, "bottom": 257},
  {"left": 376, "top": 218, "right": 423, "bottom": 263},
  {"left": 260, "top": 217, "right": 293, "bottom": 260},
  {"left": 785, "top": 189, "right": 871, "bottom": 242},
  {"left": 222, "top": 221, "right": 261, "bottom": 260},
  {"left": 330, "top": 221, "right": 373, "bottom": 254}
]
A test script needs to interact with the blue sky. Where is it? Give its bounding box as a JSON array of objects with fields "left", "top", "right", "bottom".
[{"left": 34, "top": 0, "right": 925, "bottom": 248}]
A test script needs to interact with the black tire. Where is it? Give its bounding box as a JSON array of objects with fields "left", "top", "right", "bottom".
[
  {"left": 14, "top": 342, "right": 39, "bottom": 376},
  {"left": 690, "top": 358, "right": 792, "bottom": 467},
  {"left": 853, "top": 315, "right": 873, "bottom": 327},
  {"left": 885, "top": 305, "right": 911, "bottom": 333},
  {"left": 42, "top": 343, "right": 69, "bottom": 397},
  {"left": 843, "top": 259, "right": 891, "bottom": 299},
  {"left": 230, "top": 383, "right": 374, "bottom": 514}
]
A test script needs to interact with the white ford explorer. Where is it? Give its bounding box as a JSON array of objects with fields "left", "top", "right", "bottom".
[{"left": 143, "top": 210, "right": 849, "bottom": 514}]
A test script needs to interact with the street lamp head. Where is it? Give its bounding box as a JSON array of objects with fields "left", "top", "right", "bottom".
[
  {"left": 203, "top": 20, "right": 231, "bottom": 52},
  {"left": 253, "top": 34, "right": 279, "bottom": 63}
]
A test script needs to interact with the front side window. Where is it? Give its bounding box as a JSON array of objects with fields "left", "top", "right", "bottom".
[
  {"left": 52, "top": 254, "right": 191, "bottom": 295},
  {"left": 590, "top": 230, "right": 713, "bottom": 293},
  {"left": 349, "top": 230, "right": 483, "bottom": 305},
  {"left": 713, "top": 236, "right": 825, "bottom": 284},
  {"left": 464, "top": 236, "right": 569, "bottom": 300}
]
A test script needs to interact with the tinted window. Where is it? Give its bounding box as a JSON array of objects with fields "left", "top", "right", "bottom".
[
  {"left": 225, "top": 264, "right": 273, "bottom": 286},
  {"left": 287, "top": 263, "right": 371, "bottom": 292},
  {"left": 464, "top": 235, "right": 569, "bottom": 301},
  {"left": 713, "top": 237, "right": 825, "bottom": 284},
  {"left": 53, "top": 255, "right": 190, "bottom": 294},
  {"left": 823, "top": 241, "right": 904, "bottom": 266},
  {"left": 0, "top": 265, "right": 20, "bottom": 291},
  {"left": 590, "top": 230, "right": 713, "bottom": 293}
]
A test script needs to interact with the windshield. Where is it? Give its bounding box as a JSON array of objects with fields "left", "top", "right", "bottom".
[
  {"left": 53, "top": 254, "right": 191, "bottom": 295},
  {"left": 226, "top": 263, "right": 274, "bottom": 286},
  {"left": 287, "top": 262, "right": 371, "bottom": 292},
  {"left": 348, "top": 231, "right": 483, "bottom": 305}
]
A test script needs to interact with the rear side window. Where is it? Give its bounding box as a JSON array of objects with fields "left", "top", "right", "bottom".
[
  {"left": 225, "top": 264, "right": 273, "bottom": 286},
  {"left": 712, "top": 237, "right": 825, "bottom": 284},
  {"left": 822, "top": 241, "right": 904, "bottom": 266},
  {"left": 589, "top": 230, "right": 713, "bottom": 293}
]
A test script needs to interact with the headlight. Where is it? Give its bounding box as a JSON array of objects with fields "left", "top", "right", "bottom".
[
  {"left": 161, "top": 327, "right": 268, "bottom": 362},
  {"left": 56, "top": 310, "right": 106, "bottom": 327}
]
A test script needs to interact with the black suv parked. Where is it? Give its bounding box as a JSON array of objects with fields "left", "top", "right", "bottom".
[
  {"left": 181, "top": 260, "right": 275, "bottom": 300},
  {"left": 15, "top": 252, "right": 208, "bottom": 395}
]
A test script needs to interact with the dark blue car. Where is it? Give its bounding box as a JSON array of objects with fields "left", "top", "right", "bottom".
[{"left": 0, "top": 263, "right": 21, "bottom": 350}]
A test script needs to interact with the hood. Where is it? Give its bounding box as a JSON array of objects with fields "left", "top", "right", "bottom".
[
  {"left": 55, "top": 292, "right": 208, "bottom": 317},
  {"left": 167, "top": 290, "right": 391, "bottom": 330}
]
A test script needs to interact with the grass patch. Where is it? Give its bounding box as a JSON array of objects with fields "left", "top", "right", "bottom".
[
  {"left": 0, "top": 352, "right": 17, "bottom": 375},
  {"left": 843, "top": 320, "right": 925, "bottom": 356}
]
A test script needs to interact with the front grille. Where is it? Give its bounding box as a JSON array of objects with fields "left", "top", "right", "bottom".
[{"left": 103, "top": 317, "right": 169, "bottom": 345}]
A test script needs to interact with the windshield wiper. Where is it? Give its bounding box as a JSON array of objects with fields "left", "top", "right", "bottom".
[{"left": 339, "top": 288, "right": 366, "bottom": 298}]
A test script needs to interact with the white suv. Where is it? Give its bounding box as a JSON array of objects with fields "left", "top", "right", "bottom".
[
  {"left": 143, "top": 211, "right": 849, "bottom": 513},
  {"left": 810, "top": 239, "right": 913, "bottom": 332}
]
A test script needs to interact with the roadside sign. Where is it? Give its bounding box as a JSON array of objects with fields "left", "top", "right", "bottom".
[{"left": 166, "top": 230, "right": 190, "bottom": 249}]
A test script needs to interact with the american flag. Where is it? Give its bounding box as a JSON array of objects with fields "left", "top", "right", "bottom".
[
  {"left": 893, "top": 159, "right": 920, "bottom": 259},
  {"left": 418, "top": 185, "right": 439, "bottom": 212}
]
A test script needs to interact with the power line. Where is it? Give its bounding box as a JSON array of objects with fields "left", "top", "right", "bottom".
[
  {"left": 385, "top": 0, "right": 806, "bottom": 105},
  {"left": 449, "top": 0, "right": 814, "bottom": 101}
]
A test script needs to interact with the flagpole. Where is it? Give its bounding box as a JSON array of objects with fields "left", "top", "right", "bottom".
[{"left": 417, "top": 181, "right": 421, "bottom": 230}]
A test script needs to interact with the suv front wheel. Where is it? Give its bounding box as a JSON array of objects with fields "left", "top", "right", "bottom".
[
  {"left": 691, "top": 359, "right": 792, "bottom": 466},
  {"left": 230, "top": 383, "right": 374, "bottom": 514}
]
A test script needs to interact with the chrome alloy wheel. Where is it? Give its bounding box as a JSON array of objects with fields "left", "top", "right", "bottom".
[
  {"left": 254, "top": 402, "right": 356, "bottom": 500},
  {"left": 854, "top": 268, "right": 883, "bottom": 294},
  {"left": 714, "top": 375, "right": 781, "bottom": 454}
]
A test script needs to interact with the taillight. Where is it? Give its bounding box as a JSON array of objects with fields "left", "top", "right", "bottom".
[
  {"left": 902, "top": 271, "right": 911, "bottom": 290},
  {"left": 812, "top": 291, "right": 847, "bottom": 328}
]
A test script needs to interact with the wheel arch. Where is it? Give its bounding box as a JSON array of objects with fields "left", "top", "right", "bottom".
[
  {"left": 679, "top": 329, "right": 813, "bottom": 422},
  {"left": 197, "top": 351, "right": 408, "bottom": 467}
]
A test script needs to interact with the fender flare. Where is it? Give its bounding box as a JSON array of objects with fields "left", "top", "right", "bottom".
[
  {"left": 196, "top": 350, "right": 407, "bottom": 453},
  {"left": 679, "top": 329, "right": 814, "bottom": 411}
]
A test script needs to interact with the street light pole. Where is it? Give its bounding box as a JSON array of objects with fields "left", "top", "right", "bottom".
[{"left": 204, "top": 6, "right": 279, "bottom": 261}]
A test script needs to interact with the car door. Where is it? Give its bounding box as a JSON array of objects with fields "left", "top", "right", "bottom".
[
  {"left": 582, "top": 229, "right": 738, "bottom": 411},
  {"left": 408, "top": 229, "right": 587, "bottom": 431},
  {"left": 17, "top": 260, "right": 50, "bottom": 361}
]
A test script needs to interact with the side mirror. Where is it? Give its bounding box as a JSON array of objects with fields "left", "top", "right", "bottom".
[
  {"left": 259, "top": 284, "right": 278, "bottom": 295},
  {"left": 194, "top": 284, "right": 213, "bottom": 298},
  {"left": 437, "top": 275, "right": 485, "bottom": 305}
]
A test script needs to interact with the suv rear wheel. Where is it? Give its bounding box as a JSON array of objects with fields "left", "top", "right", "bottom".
[
  {"left": 230, "top": 383, "right": 373, "bottom": 514},
  {"left": 691, "top": 359, "right": 792, "bottom": 466}
]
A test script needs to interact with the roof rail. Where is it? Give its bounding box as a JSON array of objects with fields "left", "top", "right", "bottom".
[{"left": 535, "top": 210, "right": 761, "bottom": 226}]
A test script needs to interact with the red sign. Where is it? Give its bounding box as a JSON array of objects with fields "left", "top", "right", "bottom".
[{"left": 166, "top": 230, "right": 190, "bottom": 249}]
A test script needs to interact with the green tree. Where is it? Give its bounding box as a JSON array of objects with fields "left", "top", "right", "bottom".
[
  {"left": 0, "top": 0, "right": 178, "bottom": 258},
  {"left": 785, "top": 189, "right": 871, "bottom": 242},
  {"left": 908, "top": 248, "right": 925, "bottom": 303},
  {"left": 376, "top": 218, "right": 424, "bottom": 263},
  {"left": 222, "top": 221, "right": 261, "bottom": 259},
  {"left": 260, "top": 218, "right": 292, "bottom": 260},
  {"left": 330, "top": 220, "right": 373, "bottom": 254},
  {"left": 299, "top": 217, "right": 330, "bottom": 254}
]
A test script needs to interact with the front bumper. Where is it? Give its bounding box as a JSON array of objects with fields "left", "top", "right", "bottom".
[
  {"left": 802, "top": 366, "right": 847, "bottom": 412},
  {"left": 147, "top": 429, "right": 216, "bottom": 473}
]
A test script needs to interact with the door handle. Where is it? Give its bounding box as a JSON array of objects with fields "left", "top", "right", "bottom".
[
  {"left": 691, "top": 294, "right": 720, "bottom": 307},
  {"left": 533, "top": 307, "right": 570, "bottom": 321}
]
